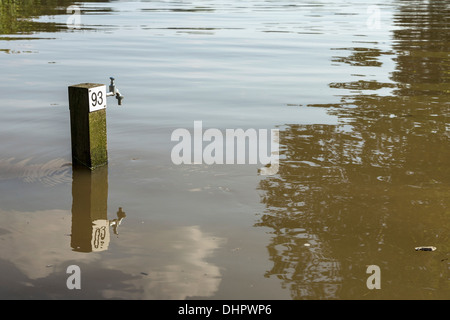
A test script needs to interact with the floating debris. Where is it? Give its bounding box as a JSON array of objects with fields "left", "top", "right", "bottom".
[{"left": 415, "top": 246, "right": 436, "bottom": 251}]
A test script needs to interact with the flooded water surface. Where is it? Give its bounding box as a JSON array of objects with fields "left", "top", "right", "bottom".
[{"left": 0, "top": 0, "right": 449, "bottom": 299}]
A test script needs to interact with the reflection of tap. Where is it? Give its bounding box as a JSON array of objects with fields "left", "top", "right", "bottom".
[
  {"left": 109, "top": 207, "right": 126, "bottom": 235},
  {"left": 107, "top": 77, "right": 124, "bottom": 105}
]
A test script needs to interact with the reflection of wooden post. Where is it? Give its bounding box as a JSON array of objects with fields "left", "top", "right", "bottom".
[
  {"left": 71, "top": 165, "right": 109, "bottom": 252},
  {"left": 68, "top": 83, "right": 108, "bottom": 169}
]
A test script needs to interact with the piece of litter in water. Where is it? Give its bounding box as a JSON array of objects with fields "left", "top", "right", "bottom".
[
  {"left": 415, "top": 246, "right": 436, "bottom": 251},
  {"left": 304, "top": 243, "right": 311, "bottom": 247}
]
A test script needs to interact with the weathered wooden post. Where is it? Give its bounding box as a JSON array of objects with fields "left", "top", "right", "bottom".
[{"left": 68, "top": 77, "right": 123, "bottom": 170}]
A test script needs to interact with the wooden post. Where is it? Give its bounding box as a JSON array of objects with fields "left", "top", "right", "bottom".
[{"left": 68, "top": 83, "right": 108, "bottom": 169}]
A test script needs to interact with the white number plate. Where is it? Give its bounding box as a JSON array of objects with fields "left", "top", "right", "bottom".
[{"left": 88, "top": 85, "right": 107, "bottom": 112}]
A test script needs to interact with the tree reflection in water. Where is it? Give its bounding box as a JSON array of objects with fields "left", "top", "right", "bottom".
[
  {"left": 255, "top": 0, "right": 449, "bottom": 299},
  {"left": 0, "top": 0, "right": 111, "bottom": 35}
]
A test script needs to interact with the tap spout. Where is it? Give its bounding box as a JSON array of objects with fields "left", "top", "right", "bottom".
[{"left": 116, "top": 90, "right": 124, "bottom": 105}]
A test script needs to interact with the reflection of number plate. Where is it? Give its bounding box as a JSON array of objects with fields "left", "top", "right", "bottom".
[
  {"left": 91, "top": 219, "right": 110, "bottom": 252},
  {"left": 88, "top": 85, "right": 107, "bottom": 112}
]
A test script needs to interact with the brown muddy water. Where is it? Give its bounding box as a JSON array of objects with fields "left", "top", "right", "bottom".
[{"left": 0, "top": 0, "right": 449, "bottom": 300}]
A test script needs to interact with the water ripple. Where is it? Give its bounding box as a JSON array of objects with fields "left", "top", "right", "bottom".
[{"left": 0, "top": 158, "right": 72, "bottom": 186}]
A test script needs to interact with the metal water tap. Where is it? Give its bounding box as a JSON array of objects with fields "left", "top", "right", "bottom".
[{"left": 107, "top": 77, "right": 124, "bottom": 105}]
